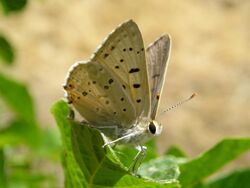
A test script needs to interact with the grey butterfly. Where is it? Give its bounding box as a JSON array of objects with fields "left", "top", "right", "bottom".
[{"left": 63, "top": 20, "right": 171, "bottom": 173}]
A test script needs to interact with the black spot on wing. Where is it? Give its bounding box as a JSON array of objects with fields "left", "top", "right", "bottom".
[
  {"left": 108, "top": 79, "right": 114, "bottom": 84},
  {"left": 156, "top": 95, "right": 160, "bottom": 100},
  {"left": 129, "top": 68, "right": 140, "bottom": 73},
  {"left": 136, "top": 99, "right": 141, "bottom": 103},
  {"left": 82, "top": 91, "right": 88, "bottom": 96},
  {"left": 104, "top": 53, "right": 109, "bottom": 58},
  {"left": 133, "top": 84, "right": 141, "bottom": 88}
]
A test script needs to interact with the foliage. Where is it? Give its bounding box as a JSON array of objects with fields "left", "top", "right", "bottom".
[
  {"left": 178, "top": 138, "right": 250, "bottom": 187},
  {"left": 0, "top": 73, "right": 61, "bottom": 187},
  {"left": 0, "top": 35, "right": 15, "bottom": 65},
  {"left": 165, "top": 145, "right": 187, "bottom": 158},
  {"left": 52, "top": 100, "right": 250, "bottom": 188},
  {"left": 0, "top": 2, "right": 62, "bottom": 187},
  {"left": 0, "top": 0, "right": 27, "bottom": 14},
  {"left": 204, "top": 168, "right": 250, "bottom": 188},
  {"left": 52, "top": 100, "right": 180, "bottom": 188}
]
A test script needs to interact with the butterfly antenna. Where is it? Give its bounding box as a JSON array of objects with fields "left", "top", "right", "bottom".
[{"left": 161, "top": 93, "right": 196, "bottom": 114}]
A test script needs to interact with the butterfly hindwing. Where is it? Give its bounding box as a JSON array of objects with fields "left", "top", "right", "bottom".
[
  {"left": 146, "top": 35, "right": 171, "bottom": 119},
  {"left": 64, "top": 60, "right": 136, "bottom": 131}
]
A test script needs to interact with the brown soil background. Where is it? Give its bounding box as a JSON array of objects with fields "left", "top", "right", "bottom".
[{"left": 1, "top": 0, "right": 250, "bottom": 180}]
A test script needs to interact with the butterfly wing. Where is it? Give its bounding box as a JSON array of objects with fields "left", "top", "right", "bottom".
[
  {"left": 64, "top": 20, "right": 150, "bottom": 137},
  {"left": 146, "top": 35, "right": 171, "bottom": 119},
  {"left": 64, "top": 60, "right": 136, "bottom": 137},
  {"left": 92, "top": 20, "right": 151, "bottom": 118}
]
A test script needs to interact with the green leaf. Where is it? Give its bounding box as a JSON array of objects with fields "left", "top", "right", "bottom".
[
  {"left": 0, "top": 0, "right": 27, "bottom": 14},
  {"left": 179, "top": 138, "right": 250, "bottom": 187},
  {"left": 36, "top": 128, "right": 61, "bottom": 161},
  {"left": 205, "top": 168, "right": 250, "bottom": 188},
  {"left": 0, "top": 73, "right": 41, "bottom": 147},
  {"left": 139, "top": 156, "right": 180, "bottom": 183},
  {"left": 51, "top": 100, "right": 180, "bottom": 188},
  {"left": 0, "top": 149, "right": 6, "bottom": 188},
  {"left": 9, "top": 170, "right": 56, "bottom": 188},
  {"left": 145, "top": 139, "right": 158, "bottom": 162},
  {"left": 0, "top": 119, "right": 39, "bottom": 146},
  {"left": 114, "top": 146, "right": 137, "bottom": 168},
  {"left": 0, "top": 35, "right": 15, "bottom": 65},
  {"left": 51, "top": 100, "right": 87, "bottom": 188},
  {"left": 165, "top": 145, "right": 187, "bottom": 158},
  {"left": 0, "top": 73, "right": 36, "bottom": 124},
  {"left": 115, "top": 139, "right": 158, "bottom": 168}
]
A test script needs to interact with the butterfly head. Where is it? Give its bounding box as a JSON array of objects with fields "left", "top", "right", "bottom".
[{"left": 148, "top": 120, "right": 162, "bottom": 136}]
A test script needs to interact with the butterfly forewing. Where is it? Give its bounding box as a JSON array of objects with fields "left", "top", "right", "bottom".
[
  {"left": 93, "top": 20, "right": 151, "bottom": 118},
  {"left": 146, "top": 35, "right": 171, "bottom": 119}
]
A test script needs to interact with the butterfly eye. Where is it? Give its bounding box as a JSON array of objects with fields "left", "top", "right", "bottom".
[{"left": 148, "top": 122, "right": 156, "bottom": 134}]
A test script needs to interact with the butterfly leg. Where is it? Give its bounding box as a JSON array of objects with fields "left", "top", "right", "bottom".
[{"left": 129, "top": 145, "right": 147, "bottom": 174}]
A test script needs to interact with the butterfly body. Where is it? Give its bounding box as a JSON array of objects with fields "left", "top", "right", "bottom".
[{"left": 64, "top": 20, "right": 170, "bottom": 173}]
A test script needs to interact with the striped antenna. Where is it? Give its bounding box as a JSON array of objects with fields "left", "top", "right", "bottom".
[{"left": 161, "top": 93, "right": 196, "bottom": 114}]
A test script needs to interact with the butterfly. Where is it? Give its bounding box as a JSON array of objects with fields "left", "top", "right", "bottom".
[{"left": 63, "top": 20, "right": 171, "bottom": 173}]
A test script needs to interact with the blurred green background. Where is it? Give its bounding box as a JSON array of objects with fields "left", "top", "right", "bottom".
[{"left": 0, "top": 0, "right": 249, "bottom": 187}]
